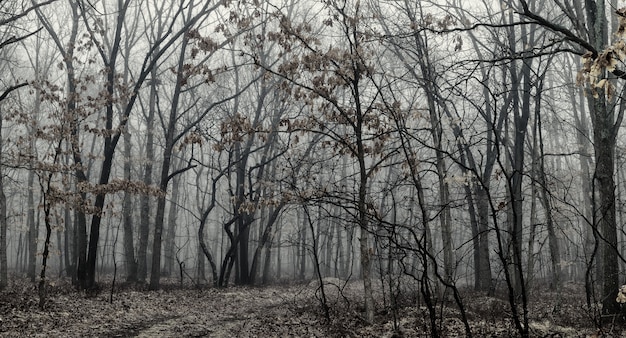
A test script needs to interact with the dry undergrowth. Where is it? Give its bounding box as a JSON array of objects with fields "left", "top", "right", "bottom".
[{"left": 0, "top": 276, "right": 620, "bottom": 337}]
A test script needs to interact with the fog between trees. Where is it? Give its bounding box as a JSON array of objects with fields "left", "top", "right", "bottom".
[{"left": 0, "top": 0, "right": 625, "bottom": 336}]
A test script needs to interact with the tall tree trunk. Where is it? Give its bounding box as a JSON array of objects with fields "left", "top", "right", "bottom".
[
  {"left": 198, "top": 218, "right": 218, "bottom": 287},
  {"left": 149, "top": 174, "right": 169, "bottom": 290},
  {"left": 527, "top": 159, "right": 538, "bottom": 288},
  {"left": 298, "top": 210, "right": 306, "bottom": 280},
  {"left": 325, "top": 219, "right": 334, "bottom": 277},
  {"left": 534, "top": 83, "right": 562, "bottom": 289},
  {"left": 138, "top": 67, "right": 157, "bottom": 283},
  {"left": 334, "top": 216, "right": 342, "bottom": 278},
  {"left": 250, "top": 206, "right": 283, "bottom": 284},
  {"left": 572, "top": 84, "right": 594, "bottom": 280},
  {"left": 63, "top": 205, "right": 73, "bottom": 278},
  {"left": 235, "top": 171, "right": 251, "bottom": 285},
  {"left": 74, "top": 201, "right": 87, "bottom": 288},
  {"left": 355, "top": 85, "right": 375, "bottom": 324},
  {"left": 507, "top": 19, "right": 532, "bottom": 297},
  {"left": 0, "top": 119, "right": 6, "bottom": 289},
  {"left": 261, "top": 223, "right": 277, "bottom": 284},
  {"left": 28, "top": 63, "right": 42, "bottom": 283},
  {"left": 122, "top": 129, "right": 137, "bottom": 282},
  {"left": 276, "top": 226, "right": 282, "bottom": 281},
  {"left": 196, "top": 242, "right": 205, "bottom": 286},
  {"left": 56, "top": 224, "right": 63, "bottom": 277},
  {"left": 592, "top": 95, "right": 620, "bottom": 314},
  {"left": 458, "top": 144, "right": 488, "bottom": 291},
  {"left": 584, "top": 0, "right": 621, "bottom": 315},
  {"left": 67, "top": 55, "right": 88, "bottom": 289},
  {"left": 149, "top": 30, "right": 189, "bottom": 290},
  {"left": 16, "top": 233, "right": 23, "bottom": 273},
  {"left": 475, "top": 186, "right": 493, "bottom": 291},
  {"left": 82, "top": 0, "right": 133, "bottom": 290},
  {"left": 197, "top": 172, "right": 220, "bottom": 287},
  {"left": 27, "top": 157, "right": 36, "bottom": 283},
  {"left": 164, "top": 174, "right": 180, "bottom": 277}
]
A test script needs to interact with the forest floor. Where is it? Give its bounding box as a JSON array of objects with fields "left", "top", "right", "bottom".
[{"left": 0, "top": 276, "right": 621, "bottom": 337}]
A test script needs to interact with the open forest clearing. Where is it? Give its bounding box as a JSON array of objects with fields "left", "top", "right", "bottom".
[{"left": 0, "top": 276, "right": 609, "bottom": 337}]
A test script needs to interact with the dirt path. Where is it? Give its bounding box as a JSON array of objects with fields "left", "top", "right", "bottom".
[
  {"left": 117, "top": 287, "right": 324, "bottom": 337},
  {"left": 0, "top": 281, "right": 327, "bottom": 337}
]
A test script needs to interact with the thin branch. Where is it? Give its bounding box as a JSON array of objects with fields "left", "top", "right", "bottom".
[
  {"left": 507, "top": 3, "right": 626, "bottom": 106},
  {"left": 6, "top": 0, "right": 58, "bottom": 26},
  {"left": 0, "top": 82, "right": 28, "bottom": 102},
  {"left": 0, "top": 28, "right": 42, "bottom": 50},
  {"left": 167, "top": 164, "right": 197, "bottom": 183},
  {"left": 517, "top": 0, "right": 597, "bottom": 55}
]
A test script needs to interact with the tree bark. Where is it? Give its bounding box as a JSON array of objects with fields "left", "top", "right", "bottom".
[
  {"left": 584, "top": 0, "right": 621, "bottom": 315},
  {"left": 0, "top": 118, "right": 6, "bottom": 289},
  {"left": 163, "top": 174, "right": 180, "bottom": 277},
  {"left": 137, "top": 68, "right": 156, "bottom": 283},
  {"left": 63, "top": 205, "right": 73, "bottom": 279},
  {"left": 298, "top": 210, "right": 306, "bottom": 280},
  {"left": 27, "top": 154, "right": 37, "bottom": 283},
  {"left": 250, "top": 206, "right": 283, "bottom": 284},
  {"left": 122, "top": 129, "right": 137, "bottom": 282},
  {"left": 475, "top": 186, "right": 493, "bottom": 291},
  {"left": 234, "top": 148, "right": 251, "bottom": 285},
  {"left": 591, "top": 95, "right": 620, "bottom": 314}
]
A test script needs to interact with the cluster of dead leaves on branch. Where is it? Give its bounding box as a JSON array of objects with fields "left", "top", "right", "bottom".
[{"left": 578, "top": 8, "right": 626, "bottom": 100}]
